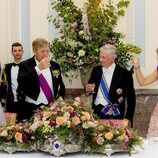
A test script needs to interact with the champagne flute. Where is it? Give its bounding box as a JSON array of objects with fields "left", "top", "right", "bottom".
[
  {"left": 90, "top": 83, "right": 96, "bottom": 94},
  {"left": 86, "top": 83, "right": 95, "bottom": 95}
]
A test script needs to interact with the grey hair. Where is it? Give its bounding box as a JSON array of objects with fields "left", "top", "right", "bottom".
[{"left": 100, "top": 44, "right": 117, "bottom": 59}]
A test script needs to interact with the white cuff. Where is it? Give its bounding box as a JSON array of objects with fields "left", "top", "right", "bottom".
[{"left": 35, "top": 66, "right": 41, "bottom": 75}]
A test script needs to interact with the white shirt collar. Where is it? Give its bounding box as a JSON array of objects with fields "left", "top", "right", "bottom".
[{"left": 103, "top": 63, "right": 116, "bottom": 73}]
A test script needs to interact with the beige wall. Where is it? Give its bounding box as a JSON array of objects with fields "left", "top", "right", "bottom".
[
  {"left": 0, "top": 0, "right": 9, "bottom": 65},
  {"left": 142, "top": 0, "right": 158, "bottom": 89},
  {"left": 1, "top": 0, "right": 158, "bottom": 89},
  {"left": 29, "top": 0, "right": 49, "bottom": 56}
]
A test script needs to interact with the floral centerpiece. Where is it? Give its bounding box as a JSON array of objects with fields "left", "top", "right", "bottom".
[
  {"left": 48, "top": 0, "right": 141, "bottom": 80},
  {"left": 0, "top": 97, "right": 142, "bottom": 156},
  {"left": 0, "top": 122, "right": 35, "bottom": 153},
  {"left": 85, "top": 119, "right": 142, "bottom": 154},
  {"left": 30, "top": 97, "right": 98, "bottom": 145}
]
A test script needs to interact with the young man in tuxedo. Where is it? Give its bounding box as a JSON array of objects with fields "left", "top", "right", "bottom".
[
  {"left": 0, "top": 42, "right": 24, "bottom": 121},
  {"left": 17, "top": 38, "right": 65, "bottom": 120},
  {"left": 86, "top": 44, "right": 136, "bottom": 127}
]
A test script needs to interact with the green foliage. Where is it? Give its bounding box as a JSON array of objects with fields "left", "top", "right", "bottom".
[
  {"left": 48, "top": 0, "right": 141, "bottom": 78},
  {"left": 127, "top": 130, "right": 143, "bottom": 153}
]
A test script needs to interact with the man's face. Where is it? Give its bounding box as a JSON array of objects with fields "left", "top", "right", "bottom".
[
  {"left": 12, "top": 46, "right": 23, "bottom": 61},
  {"left": 99, "top": 50, "right": 114, "bottom": 68},
  {"left": 34, "top": 45, "right": 50, "bottom": 61}
]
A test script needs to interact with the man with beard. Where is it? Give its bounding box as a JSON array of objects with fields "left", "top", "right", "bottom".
[{"left": 0, "top": 42, "right": 24, "bottom": 122}]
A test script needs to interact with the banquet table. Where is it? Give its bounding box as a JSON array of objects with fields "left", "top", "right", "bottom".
[{"left": 0, "top": 139, "right": 157, "bottom": 158}]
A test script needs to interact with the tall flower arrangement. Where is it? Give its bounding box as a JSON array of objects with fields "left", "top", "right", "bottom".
[{"left": 48, "top": 0, "right": 141, "bottom": 79}]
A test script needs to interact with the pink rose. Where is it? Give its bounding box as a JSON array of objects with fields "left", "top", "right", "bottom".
[
  {"left": 97, "top": 137, "right": 104, "bottom": 145},
  {"left": 124, "top": 134, "right": 129, "bottom": 142},
  {"left": 15, "top": 132, "right": 23, "bottom": 142},
  {"left": 72, "top": 116, "right": 81, "bottom": 126},
  {"left": 71, "top": 22, "right": 78, "bottom": 29}
]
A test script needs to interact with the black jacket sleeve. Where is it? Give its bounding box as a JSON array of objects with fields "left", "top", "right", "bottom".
[{"left": 125, "top": 71, "right": 136, "bottom": 127}]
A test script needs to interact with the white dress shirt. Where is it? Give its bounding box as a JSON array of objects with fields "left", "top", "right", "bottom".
[
  {"left": 25, "top": 58, "right": 53, "bottom": 105},
  {"left": 94, "top": 63, "right": 116, "bottom": 106},
  {"left": 11, "top": 64, "right": 20, "bottom": 102}
]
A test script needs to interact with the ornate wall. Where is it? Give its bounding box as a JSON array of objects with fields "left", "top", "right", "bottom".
[{"left": 134, "top": 89, "right": 158, "bottom": 138}]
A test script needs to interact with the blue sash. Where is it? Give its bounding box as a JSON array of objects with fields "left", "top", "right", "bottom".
[{"left": 100, "top": 74, "right": 120, "bottom": 116}]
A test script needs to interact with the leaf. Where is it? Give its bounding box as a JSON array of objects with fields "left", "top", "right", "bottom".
[{"left": 118, "top": 10, "right": 125, "bottom": 16}]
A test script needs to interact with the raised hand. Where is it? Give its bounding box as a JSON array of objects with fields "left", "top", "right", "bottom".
[
  {"left": 131, "top": 55, "right": 140, "bottom": 69},
  {"left": 37, "top": 56, "right": 51, "bottom": 70}
]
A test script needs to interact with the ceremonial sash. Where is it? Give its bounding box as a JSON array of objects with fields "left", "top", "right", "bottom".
[
  {"left": 39, "top": 74, "right": 53, "bottom": 104},
  {"left": 100, "top": 74, "right": 120, "bottom": 116}
]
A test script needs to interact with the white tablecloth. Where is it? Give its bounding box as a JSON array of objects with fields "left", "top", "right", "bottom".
[{"left": 0, "top": 139, "right": 157, "bottom": 158}]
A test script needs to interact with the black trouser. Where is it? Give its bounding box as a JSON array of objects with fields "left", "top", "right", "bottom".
[
  {"left": 6, "top": 102, "right": 22, "bottom": 122},
  {"left": 6, "top": 102, "right": 19, "bottom": 113},
  {"left": 18, "top": 102, "right": 47, "bottom": 121}
]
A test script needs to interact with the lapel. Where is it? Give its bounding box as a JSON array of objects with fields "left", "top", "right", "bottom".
[
  {"left": 49, "top": 61, "right": 58, "bottom": 93},
  {"left": 6, "top": 64, "right": 12, "bottom": 86},
  {"left": 31, "top": 56, "right": 37, "bottom": 68},
  {"left": 109, "top": 65, "right": 122, "bottom": 94},
  {"left": 97, "top": 67, "right": 103, "bottom": 87}
]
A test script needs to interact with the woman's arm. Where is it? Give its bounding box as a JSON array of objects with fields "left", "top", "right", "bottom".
[{"left": 131, "top": 56, "right": 158, "bottom": 86}]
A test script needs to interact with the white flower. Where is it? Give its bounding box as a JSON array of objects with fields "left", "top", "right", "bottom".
[
  {"left": 82, "top": 123, "right": 89, "bottom": 129},
  {"left": 67, "top": 39, "right": 77, "bottom": 48},
  {"left": 73, "top": 97, "right": 81, "bottom": 106},
  {"left": 74, "top": 97, "right": 81, "bottom": 102},
  {"left": 66, "top": 120, "right": 71, "bottom": 128},
  {"left": 57, "top": 16, "right": 66, "bottom": 29},
  {"left": 43, "top": 121, "right": 50, "bottom": 126},
  {"left": 66, "top": 52, "right": 74, "bottom": 58},
  {"left": 87, "top": 121, "right": 98, "bottom": 128},
  {"left": 30, "top": 121, "right": 42, "bottom": 131},
  {"left": 34, "top": 117, "right": 40, "bottom": 122},
  {"left": 81, "top": 116, "right": 86, "bottom": 121},
  {"left": 64, "top": 112, "right": 70, "bottom": 120},
  {"left": 79, "top": 30, "right": 84, "bottom": 37},
  {"left": 0, "top": 130, "right": 8, "bottom": 137},
  {"left": 78, "top": 50, "right": 86, "bottom": 57}
]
